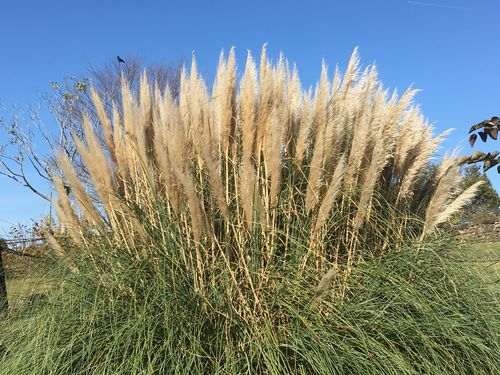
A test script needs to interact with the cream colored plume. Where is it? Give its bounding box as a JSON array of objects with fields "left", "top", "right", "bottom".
[{"left": 47, "top": 46, "right": 479, "bottom": 268}]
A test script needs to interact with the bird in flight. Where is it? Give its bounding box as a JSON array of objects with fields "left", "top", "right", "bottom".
[{"left": 117, "top": 56, "right": 126, "bottom": 64}]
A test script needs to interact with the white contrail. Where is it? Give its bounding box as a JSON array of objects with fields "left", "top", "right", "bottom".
[{"left": 407, "top": 1, "right": 470, "bottom": 10}]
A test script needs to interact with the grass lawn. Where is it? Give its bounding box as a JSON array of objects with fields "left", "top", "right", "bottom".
[
  {"left": 1, "top": 274, "right": 34, "bottom": 312},
  {"left": 5, "top": 277, "right": 47, "bottom": 310},
  {"left": 446, "top": 240, "right": 499, "bottom": 304},
  {"left": 456, "top": 241, "right": 500, "bottom": 278}
]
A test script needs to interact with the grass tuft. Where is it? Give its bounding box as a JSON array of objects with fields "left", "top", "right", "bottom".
[{"left": 1, "top": 240, "right": 498, "bottom": 374}]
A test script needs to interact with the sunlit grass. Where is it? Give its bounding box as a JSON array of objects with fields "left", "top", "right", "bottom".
[
  {"left": 453, "top": 241, "right": 500, "bottom": 293},
  {"left": 0, "top": 239, "right": 499, "bottom": 374}
]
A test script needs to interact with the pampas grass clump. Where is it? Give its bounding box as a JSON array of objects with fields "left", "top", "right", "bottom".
[
  {"left": 45, "top": 46, "right": 485, "bottom": 314},
  {"left": 51, "top": 47, "right": 480, "bottom": 271},
  {"left": 1, "top": 48, "right": 495, "bottom": 374}
]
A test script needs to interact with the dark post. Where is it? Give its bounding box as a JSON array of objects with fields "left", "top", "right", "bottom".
[{"left": 0, "top": 239, "right": 9, "bottom": 315}]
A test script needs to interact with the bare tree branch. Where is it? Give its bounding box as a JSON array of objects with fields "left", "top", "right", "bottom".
[{"left": 0, "top": 55, "right": 182, "bottom": 206}]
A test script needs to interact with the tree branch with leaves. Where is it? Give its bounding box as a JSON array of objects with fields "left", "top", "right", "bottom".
[{"left": 458, "top": 116, "right": 500, "bottom": 172}]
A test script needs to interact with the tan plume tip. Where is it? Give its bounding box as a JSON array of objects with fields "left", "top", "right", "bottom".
[
  {"left": 422, "top": 180, "right": 485, "bottom": 237},
  {"left": 310, "top": 267, "right": 337, "bottom": 309}
]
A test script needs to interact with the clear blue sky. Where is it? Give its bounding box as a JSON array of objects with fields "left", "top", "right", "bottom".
[{"left": 1, "top": 0, "right": 499, "bottom": 233}]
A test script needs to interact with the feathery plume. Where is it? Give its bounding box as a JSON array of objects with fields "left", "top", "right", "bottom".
[{"left": 314, "top": 155, "right": 346, "bottom": 233}]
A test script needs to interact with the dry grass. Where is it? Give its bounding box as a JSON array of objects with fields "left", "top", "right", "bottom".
[{"left": 48, "top": 47, "right": 481, "bottom": 308}]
